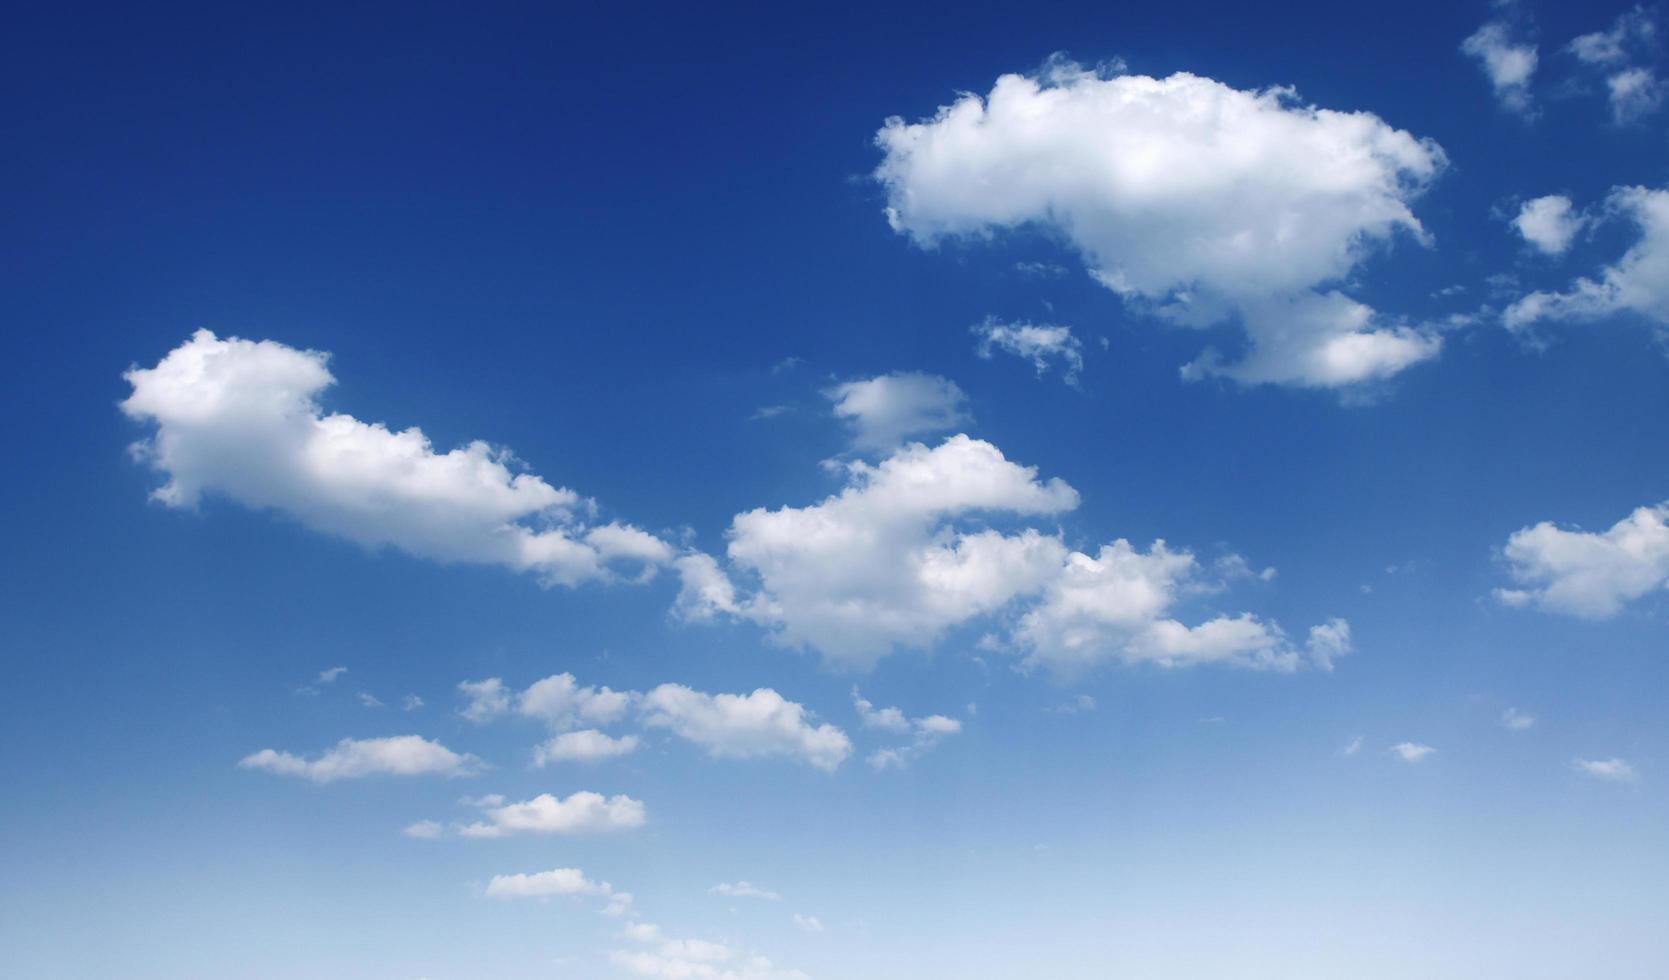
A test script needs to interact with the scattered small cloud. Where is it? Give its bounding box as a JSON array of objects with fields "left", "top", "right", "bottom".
[
  {"left": 1501, "top": 707, "right": 1536, "bottom": 731},
  {"left": 1574, "top": 757, "right": 1638, "bottom": 782},
  {"left": 710, "top": 881, "right": 782, "bottom": 901},
  {"left": 1391, "top": 741, "right": 1436, "bottom": 763}
]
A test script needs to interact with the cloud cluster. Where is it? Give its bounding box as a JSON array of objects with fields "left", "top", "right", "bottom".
[
  {"left": 874, "top": 61, "right": 1447, "bottom": 388},
  {"left": 1495, "top": 502, "right": 1669, "bottom": 618},
  {"left": 1568, "top": 6, "right": 1665, "bottom": 124},
  {"left": 852, "top": 688, "right": 963, "bottom": 769},
  {"left": 826, "top": 372, "right": 969, "bottom": 451},
  {"left": 460, "top": 674, "right": 852, "bottom": 771},
  {"left": 972, "top": 319, "right": 1084, "bottom": 385},
  {"left": 679, "top": 434, "right": 1342, "bottom": 676},
  {"left": 238, "top": 735, "right": 482, "bottom": 783},
  {"left": 1505, "top": 186, "right": 1669, "bottom": 330},
  {"left": 121, "top": 331, "right": 672, "bottom": 587}
]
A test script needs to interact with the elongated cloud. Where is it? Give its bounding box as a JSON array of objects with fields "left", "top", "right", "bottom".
[
  {"left": 679, "top": 433, "right": 1342, "bottom": 676},
  {"left": 457, "top": 791, "right": 646, "bottom": 837},
  {"left": 1495, "top": 502, "right": 1669, "bottom": 618},
  {"left": 121, "top": 331, "right": 671, "bottom": 586},
  {"left": 875, "top": 61, "right": 1446, "bottom": 387},
  {"left": 639, "top": 685, "right": 852, "bottom": 771},
  {"left": 238, "top": 735, "right": 482, "bottom": 782}
]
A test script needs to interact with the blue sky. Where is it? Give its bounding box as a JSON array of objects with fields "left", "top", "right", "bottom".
[{"left": 3, "top": 1, "right": 1669, "bottom": 977}]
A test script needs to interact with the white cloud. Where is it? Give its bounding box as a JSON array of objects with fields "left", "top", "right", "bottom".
[
  {"left": 1574, "top": 757, "right": 1639, "bottom": 782},
  {"left": 826, "top": 372, "right": 969, "bottom": 451},
  {"left": 1494, "top": 502, "right": 1669, "bottom": 618},
  {"left": 678, "top": 435, "right": 1078, "bottom": 666},
  {"left": 791, "top": 914, "right": 824, "bottom": 933},
  {"left": 457, "top": 791, "right": 646, "bottom": 837},
  {"left": 680, "top": 434, "right": 1338, "bottom": 677},
  {"left": 853, "top": 688, "right": 963, "bottom": 770},
  {"left": 238, "top": 735, "right": 482, "bottom": 783},
  {"left": 121, "top": 330, "right": 672, "bottom": 587},
  {"left": 533, "top": 729, "right": 640, "bottom": 765},
  {"left": 1505, "top": 187, "right": 1669, "bottom": 330},
  {"left": 458, "top": 678, "right": 512, "bottom": 723},
  {"left": 1305, "top": 618, "right": 1354, "bottom": 672},
  {"left": 357, "top": 692, "right": 384, "bottom": 708},
  {"left": 1502, "top": 707, "right": 1536, "bottom": 731},
  {"left": 1340, "top": 735, "right": 1364, "bottom": 757},
  {"left": 640, "top": 685, "right": 851, "bottom": 771},
  {"left": 710, "top": 881, "right": 782, "bottom": 901},
  {"left": 1569, "top": 7, "right": 1665, "bottom": 124},
  {"left": 1462, "top": 18, "right": 1539, "bottom": 115},
  {"left": 403, "top": 694, "right": 425, "bottom": 711},
  {"left": 874, "top": 61, "right": 1446, "bottom": 388},
  {"left": 1512, "top": 195, "right": 1587, "bottom": 255},
  {"left": 485, "top": 866, "right": 620, "bottom": 900},
  {"left": 612, "top": 924, "right": 810, "bottom": 980},
  {"left": 1391, "top": 742, "right": 1436, "bottom": 763},
  {"left": 972, "top": 319, "right": 1084, "bottom": 384},
  {"left": 518, "top": 673, "right": 636, "bottom": 729},
  {"left": 403, "top": 819, "right": 444, "bottom": 839},
  {"left": 317, "top": 666, "right": 347, "bottom": 685}
]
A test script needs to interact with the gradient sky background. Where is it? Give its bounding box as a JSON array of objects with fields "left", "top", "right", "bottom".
[{"left": 3, "top": 2, "right": 1668, "bottom": 978}]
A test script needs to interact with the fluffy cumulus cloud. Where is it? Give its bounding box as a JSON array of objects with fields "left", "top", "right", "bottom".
[
  {"left": 1461, "top": 12, "right": 1539, "bottom": 115},
  {"left": 639, "top": 685, "right": 852, "bottom": 771},
  {"left": 677, "top": 435, "right": 1079, "bottom": 666},
  {"left": 534, "top": 729, "right": 641, "bottom": 765},
  {"left": 1513, "top": 195, "right": 1587, "bottom": 255},
  {"left": 238, "top": 735, "right": 482, "bottom": 783},
  {"left": 826, "top": 372, "right": 969, "bottom": 451},
  {"left": 679, "top": 434, "right": 1342, "bottom": 676},
  {"left": 1505, "top": 187, "right": 1669, "bottom": 330},
  {"left": 1568, "top": 6, "right": 1665, "bottom": 124},
  {"left": 972, "top": 319, "right": 1084, "bottom": 384},
  {"left": 874, "top": 61, "right": 1447, "bottom": 388},
  {"left": 456, "top": 791, "right": 646, "bottom": 837},
  {"left": 1495, "top": 502, "right": 1669, "bottom": 618},
  {"left": 121, "top": 331, "right": 672, "bottom": 587}
]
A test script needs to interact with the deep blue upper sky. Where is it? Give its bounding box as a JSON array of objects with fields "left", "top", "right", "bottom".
[{"left": 2, "top": 2, "right": 1667, "bottom": 978}]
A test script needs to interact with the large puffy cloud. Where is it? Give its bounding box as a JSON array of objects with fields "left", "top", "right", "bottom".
[
  {"left": 457, "top": 791, "right": 646, "bottom": 837},
  {"left": 1495, "top": 503, "right": 1669, "bottom": 618},
  {"left": 1505, "top": 187, "right": 1669, "bottom": 330},
  {"left": 680, "top": 434, "right": 1341, "bottom": 676},
  {"left": 679, "top": 435, "right": 1078, "bottom": 666},
  {"left": 238, "top": 735, "right": 482, "bottom": 782},
  {"left": 874, "top": 62, "right": 1447, "bottom": 388},
  {"left": 639, "top": 685, "right": 852, "bottom": 771},
  {"left": 121, "top": 331, "right": 672, "bottom": 587},
  {"left": 826, "top": 372, "right": 968, "bottom": 451}
]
